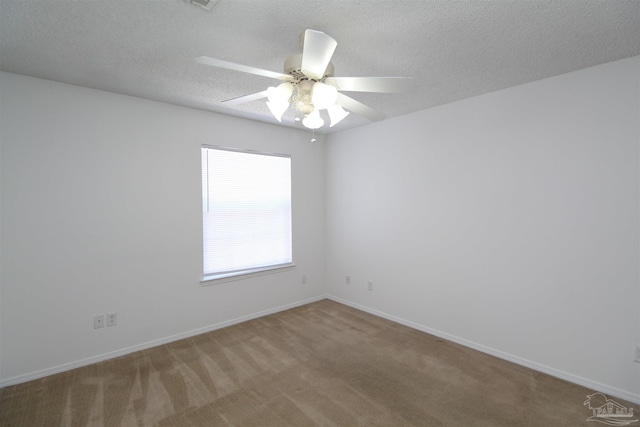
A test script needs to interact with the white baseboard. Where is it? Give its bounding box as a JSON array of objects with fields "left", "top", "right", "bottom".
[
  {"left": 0, "top": 295, "right": 326, "bottom": 389},
  {"left": 4, "top": 293, "right": 638, "bottom": 406},
  {"left": 326, "top": 294, "right": 640, "bottom": 405}
]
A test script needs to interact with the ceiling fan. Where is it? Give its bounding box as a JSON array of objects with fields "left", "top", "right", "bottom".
[{"left": 196, "top": 29, "right": 415, "bottom": 130}]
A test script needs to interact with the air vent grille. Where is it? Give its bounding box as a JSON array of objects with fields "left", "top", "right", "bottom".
[{"left": 184, "top": 0, "right": 217, "bottom": 10}]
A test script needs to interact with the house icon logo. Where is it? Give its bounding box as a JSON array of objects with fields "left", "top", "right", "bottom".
[{"left": 584, "top": 392, "right": 638, "bottom": 426}]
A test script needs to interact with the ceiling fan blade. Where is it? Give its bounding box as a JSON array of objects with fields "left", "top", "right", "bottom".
[
  {"left": 196, "top": 56, "right": 292, "bottom": 81},
  {"left": 326, "top": 76, "right": 415, "bottom": 93},
  {"left": 222, "top": 90, "right": 268, "bottom": 106},
  {"left": 336, "top": 93, "right": 386, "bottom": 122},
  {"left": 301, "top": 29, "right": 337, "bottom": 79}
]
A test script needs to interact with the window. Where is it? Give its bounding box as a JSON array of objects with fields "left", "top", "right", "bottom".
[{"left": 201, "top": 146, "right": 293, "bottom": 282}]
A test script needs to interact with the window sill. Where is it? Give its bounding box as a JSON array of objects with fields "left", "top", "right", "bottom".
[{"left": 201, "top": 262, "right": 296, "bottom": 286}]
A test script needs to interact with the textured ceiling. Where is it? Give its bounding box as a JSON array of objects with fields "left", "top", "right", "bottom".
[{"left": 1, "top": 0, "right": 639, "bottom": 134}]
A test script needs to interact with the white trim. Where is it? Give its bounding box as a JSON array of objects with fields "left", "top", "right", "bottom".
[
  {"left": 326, "top": 295, "right": 640, "bottom": 405},
  {"left": 0, "top": 294, "right": 326, "bottom": 388},
  {"left": 4, "top": 293, "right": 638, "bottom": 406},
  {"left": 201, "top": 263, "right": 296, "bottom": 285}
]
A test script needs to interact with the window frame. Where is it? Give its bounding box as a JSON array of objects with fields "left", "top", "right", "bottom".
[{"left": 200, "top": 145, "right": 294, "bottom": 285}]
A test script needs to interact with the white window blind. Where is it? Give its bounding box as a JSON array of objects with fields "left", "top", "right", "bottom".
[{"left": 201, "top": 146, "right": 292, "bottom": 280}]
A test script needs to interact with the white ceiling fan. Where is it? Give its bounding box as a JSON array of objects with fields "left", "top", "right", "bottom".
[{"left": 196, "top": 29, "right": 415, "bottom": 130}]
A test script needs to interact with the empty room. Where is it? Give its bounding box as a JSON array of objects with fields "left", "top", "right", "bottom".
[{"left": 1, "top": 1, "right": 639, "bottom": 425}]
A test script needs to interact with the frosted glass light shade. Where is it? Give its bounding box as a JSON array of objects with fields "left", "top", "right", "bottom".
[
  {"left": 311, "top": 82, "right": 338, "bottom": 110},
  {"left": 266, "top": 82, "right": 293, "bottom": 121},
  {"left": 267, "top": 82, "right": 293, "bottom": 102},
  {"left": 267, "top": 100, "right": 289, "bottom": 122},
  {"left": 328, "top": 104, "right": 350, "bottom": 127},
  {"left": 302, "top": 109, "right": 324, "bottom": 129}
]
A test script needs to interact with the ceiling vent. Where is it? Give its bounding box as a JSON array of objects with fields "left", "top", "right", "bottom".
[{"left": 184, "top": 0, "right": 217, "bottom": 10}]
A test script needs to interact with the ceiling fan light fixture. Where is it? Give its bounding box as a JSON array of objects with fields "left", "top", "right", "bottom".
[
  {"left": 311, "top": 82, "right": 338, "bottom": 110},
  {"left": 198, "top": 29, "right": 414, "bottom": 130},
  {"left": 328, "top": 104, "right": 350, "bottom": 127},
  {"left": 302, "top": 109, "right": 324, "bottom": 129}
]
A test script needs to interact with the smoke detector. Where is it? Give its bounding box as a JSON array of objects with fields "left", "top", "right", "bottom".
[{"left": 184, "top": 0, "right": 217, "bottom": 10}]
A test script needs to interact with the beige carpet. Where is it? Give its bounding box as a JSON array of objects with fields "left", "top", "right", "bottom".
[{"left": 1, "top": 299, "right": 637, "bottom": 426}]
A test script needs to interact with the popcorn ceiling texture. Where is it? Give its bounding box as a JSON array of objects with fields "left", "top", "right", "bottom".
[{"left": 1, "top": 0, "right": 638, "bottom": 133}]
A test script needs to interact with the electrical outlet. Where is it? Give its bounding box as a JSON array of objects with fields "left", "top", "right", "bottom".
[
  {"left": 107, "top": 312, "right": 118, "bottom": 327},
  {"left": 94, "top": 314, "right": 105, "bottom": 329},
  {"left": 634, "top": 345, "right": 640, "bottom": 363},
  {"left": 301, "top": 275, "right": 307, "bottom": 285},
  {"left": 367, "top": 281, "right": 373, "bottom": 291},
  {"left": 346, "top": 275, "right": 351, "bottom": 285}
]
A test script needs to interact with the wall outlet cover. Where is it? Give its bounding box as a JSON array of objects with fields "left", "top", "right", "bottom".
[
  {"left": 107, "top": 312, "right": 118, "bottom": 327},
  {"left": 94, "top": 314, "right": 105, "bottom": 329}
]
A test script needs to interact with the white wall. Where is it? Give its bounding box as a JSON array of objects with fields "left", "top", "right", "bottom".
[
  {"left": 325, "top": 56, "right": 640, "bottom": 402},
  {"left": 2, "top": 56, "right": 639, "bottom": 403},
  {"left": 0, "top": 72, "right": 326, "bottom": 384}
]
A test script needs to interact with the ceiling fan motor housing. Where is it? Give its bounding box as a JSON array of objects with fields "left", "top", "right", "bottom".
[{"left": 284, "top": 53, "right": 335, "bottom": 80}]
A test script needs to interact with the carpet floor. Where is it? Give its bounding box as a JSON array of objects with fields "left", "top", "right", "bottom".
[{"left": 0, "top": 299, "right": 637, "bottom": 426}]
